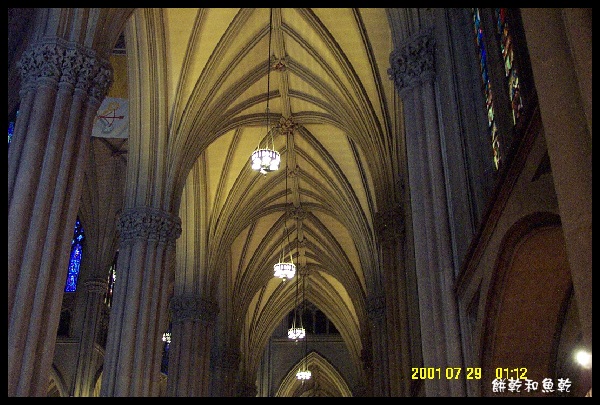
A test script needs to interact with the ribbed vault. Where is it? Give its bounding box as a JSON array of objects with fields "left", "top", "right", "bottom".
[
  {"left": 124, "top": 7, "right": 401, "bottom": 394},
  {"left": 275, "top": 351, "right": 353, "bottom": 397}
]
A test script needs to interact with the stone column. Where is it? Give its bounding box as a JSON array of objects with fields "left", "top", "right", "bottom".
[
  {"left": 165, "top": 295, "right": 219, "bottom": 396},
  {"left": 73, "top": 278, "right": 108, "bottom": 397},
  {"left": 389, "top": 28, "right": 465, "bottom": 396},
  {"left": 8, "top": 38, "right": 112, "bottom": 397},
  {"left": 238, "top": 381, "right": 258, "bottom": 397},
  {"left": 366, "top": 294, "right": 389, "bottom": 396},
  {"left": 100, "top": 207, "right": 181, "bottom": 396},
  {"left": 211, "top": 348, "right": 241, "bottom": 396},
  {"left": 359, "top": 346, "right": 374, "bottom": 397},
  {"left": 375, "top": 205, "right": 411, "bottom": 396},
  {"left": 520, "top": 7, "right": 592, "bottom": 355},
  {"left": 68, "top": 117, "right": 125, "bottom": 396}
]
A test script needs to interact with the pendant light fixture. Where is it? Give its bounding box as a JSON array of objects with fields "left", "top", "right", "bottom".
[
  {"left": 273, "top": 223, "right": 295, "bottom": 281},
  {"left": 273, "top": 175, "right": 295, "bottom": 281},
  {"left": 288, "top": 254, "right": 305, "bottom": 340},
  {"left": 296, "top": 274, "right": 311, "bottom": 380},
  {"left": 251, "top": 8, "right": 280, "bottom": 175},
  {"left": 273, "top": 86, "right": 295, "bottom": 281}
]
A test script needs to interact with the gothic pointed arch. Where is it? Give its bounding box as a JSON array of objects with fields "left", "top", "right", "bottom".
[
  {"left": 480, "top": 212, "right": 575, "bottom": 396},
  {"left": 275, "top": 351, "right": 353, "bottom": 397}
]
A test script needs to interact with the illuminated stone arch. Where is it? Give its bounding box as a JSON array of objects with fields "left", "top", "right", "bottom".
[
  {"left": 275, "top": 351, "right": 353, "bottom": 397},
  {"left": 480, "top": 213, "right": 580, "bottom": 396},
  {"left": 47, "top": 365, "right": 68, "bottom": 397}
]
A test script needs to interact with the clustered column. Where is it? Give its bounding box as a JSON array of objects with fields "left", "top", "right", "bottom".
[
  {"left": 165, "top": 294, "right": 219, "bottom": 396},
  {"left": 366, "top": 293, "right": 389, "bottom": 396},
  {"left": 389, "top": 29, "right": 465, "bottom": 396},
  {"left": 359, "top": 346, "right": 374, "bottom": 396},
  {"left": 73, "top": 278, "right": 108, "bottom": 397},
  {"left": 8, "top": 38, "right": 112, "bottom": 397},
  {"left": 238, "top": 381, "right": 258, "bottom": 397},
  {"left": 375, "top": 204, "right": 412, "bottom": 396},
  {"left": 210, "top": 347, "right": 241, "bottom": 396},
  {"left": 100, "top": 207, "right": 181, "bottom": 396}
]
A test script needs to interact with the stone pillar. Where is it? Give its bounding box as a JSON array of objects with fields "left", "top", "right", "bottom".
[
  {"left": 520, "top": 7, "right": 592, "bottom": 355},
  {"left": 366, "top": 294, "right": 389, "bottom": 396},
  {"left": 352, "top": 383, "right": 368, "bottom": 397},
  {"left": 100, "top": 207, "right": 181, "bottom": 396},
  {"left": 73, "top": 278, "right": 108, "bottom": 397},
  {"left": 165, "top": 295, "right": 219, "bottom": 396},
  {"left": 211, "top": 348, "right": 241, "bottom": 396},
  {"left": 238, "top": 381, "right": 258, "bottom": 397},
  {"left": 389, "top": 28, "right": 465, "bottom": 396},
  {"left": 8, "top": 38, "right": 112, "bottom": 397},
  {"left": 359, "top": 346, "right": 374, "bottom": 397},
  {"left": 375, "top": 204, "right": 411, "bottom": 396}
]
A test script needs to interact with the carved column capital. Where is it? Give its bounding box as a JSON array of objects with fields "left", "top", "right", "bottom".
[
  {"left": 117, "top": 207, "right": 182, "bottom": 246},
  {"left": 170, "top": 294, "right": 219, "bottom": 325},
  {"left": 388, "top": 29, "right": 436, "bottom": 96},
  {"left": 18, "top": 38, "right": 113, "bottom": 102}
]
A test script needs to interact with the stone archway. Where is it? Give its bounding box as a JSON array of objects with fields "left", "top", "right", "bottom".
[{"left": 481, "top": 213, "right": 574, "bottom": 396}]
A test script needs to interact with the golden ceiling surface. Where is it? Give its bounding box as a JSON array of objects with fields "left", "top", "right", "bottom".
[{"left": 121, "top": 8, "right": 401, "bottom": 377}]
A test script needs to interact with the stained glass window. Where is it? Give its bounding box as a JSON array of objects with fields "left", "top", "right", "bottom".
[
  {"left": 64, "top": 217, "right": 85, "bottom": 292},
  {"left": 161, "top": 323, "right": 172, "bottom": 375},
  {"left": 495, "top": 8, "right": 524, "bottom": 125},
  {"left": 472, "top": 8, "right": 501, "bottom": 170},
  {"left": 8, "top": 109, "right": 18, "bottom": 145},
  {"left": 8, "top": 121, "right": 15, "bottom": 145}
]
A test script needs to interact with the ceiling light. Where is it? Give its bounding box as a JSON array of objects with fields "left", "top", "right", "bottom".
[
  {"left": 296, "top": 272, "right": 310, "bottom": 381},
  {"left": 274, "top": 259, "right": 296, "bottom": 281},
  {"left": 288, "top": 263, "right": 305, "bottom": 340}
]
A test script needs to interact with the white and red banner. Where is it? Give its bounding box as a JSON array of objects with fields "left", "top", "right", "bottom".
[{"left": 92, "top": 97, "right": 129, "bottom": 139}]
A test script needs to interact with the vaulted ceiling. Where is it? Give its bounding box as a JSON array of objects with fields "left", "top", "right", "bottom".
[
  {"left": 116, "top": 7, "right": 404, "bottom": 385},
  {"left": 131, "top": 7, "right": 403, "bottom": 376}
]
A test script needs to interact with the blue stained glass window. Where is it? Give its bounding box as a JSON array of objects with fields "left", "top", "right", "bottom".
[
  {"left": 9, "top": 109, "right": 19, "bottom": 156},
  {"left": 8, "top": 109, "right": 18, "bottom": 145},
  {"left": 8, "top": 121, "right": 15, "bottom": 145},
  {"left": 64, "top": 218, "right": 85, "bottom": 292}
]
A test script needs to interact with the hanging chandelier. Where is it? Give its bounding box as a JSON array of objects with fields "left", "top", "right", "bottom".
[
  {"left": 273, "top": 190, "right": 295, "bottom": 281},
  {"left": 288, "top": 326, "right": 305, "bottom": 340},
  {"left": 274, "top": 94, "right": 295, "bottom": 281},
  {"left": 273, "top": 260, "right": 295, "bottom": 280},
  {"left": 288, "top": 266, "right": 305, "bottom": 340},
  {"left": 273, "top": 226, "right": 296, "bottom": 281},
  {"left": 251, "top": 8, "right": 280, "bottom": 175},
  {"left": 296, "top": 273, "right": 311, "bottom": 380},
  {"left": 251, "top": 146, "right": 280, "bottom": 175},
  {"left": 296, "top": 369, "right": 312, "bottom": 380}
]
